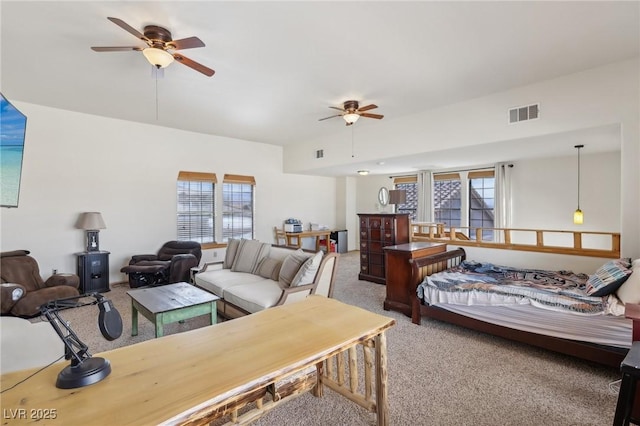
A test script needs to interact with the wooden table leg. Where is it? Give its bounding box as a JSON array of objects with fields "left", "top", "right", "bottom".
[
  {"left": 155, "top": 313, "right": 164, "bottom": 338},
  {"left": 210, "top": 301, "right": 217, "bottom": 325},
  {"left": 375, "top": 332, "right": 389, "bottom": 426},
  {"left": 131, "top": 301, "right": 139, "bottom": 336}
]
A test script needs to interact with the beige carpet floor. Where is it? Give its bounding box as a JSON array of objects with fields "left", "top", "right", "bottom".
[{"left": 40, "top": 251, "right": 622, "bottom": 425}]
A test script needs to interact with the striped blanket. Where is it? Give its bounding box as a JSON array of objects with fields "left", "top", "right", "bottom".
[{"left": 417, "top": 261, "right": 607, "bottom": 315}]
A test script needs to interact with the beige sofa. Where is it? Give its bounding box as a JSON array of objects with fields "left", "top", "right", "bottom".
[{"left": 194, "top": 240, "right": 339, "bottom": 319}]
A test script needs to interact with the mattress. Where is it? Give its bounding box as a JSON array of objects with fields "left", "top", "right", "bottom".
[{"left": 429, "top": 302, "right": 632, "bottom": 349}]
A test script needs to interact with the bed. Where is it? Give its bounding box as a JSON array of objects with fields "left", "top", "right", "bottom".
[{"left": 409, "top": 248, "right": 640, "bottom": 367}]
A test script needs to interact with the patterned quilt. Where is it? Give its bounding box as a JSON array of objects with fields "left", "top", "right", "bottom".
[{"left": 417, "top": 260, "right": 607, "bottom": 315}]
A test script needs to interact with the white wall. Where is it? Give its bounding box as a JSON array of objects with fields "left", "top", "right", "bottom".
[
  {"left": 285, "top": 59, "right": 640, "bottom": 259},
  {"left": 0, "top": 103, "right": 336, "bottom": 283},
  {"left": 353, "top": 150, "right": 621, "bottom": 273}
]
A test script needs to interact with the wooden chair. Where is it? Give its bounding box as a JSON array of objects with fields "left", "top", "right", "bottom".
[{"left": 274, "top": 227, "right": 287, "bottom": 246}]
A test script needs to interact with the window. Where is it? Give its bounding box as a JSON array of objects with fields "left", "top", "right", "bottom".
[
  {"left": 222, "top": 174, "right": 255, "bottom": 242},
  {"left": 432, "top": 169, "right": 495, "bottom": 241},
  {"left": 468, "top": 170, "right": 495, "bottom": 241},
  {"left": 177, "top": 171, "right": 216, "bottom": 246},
  {"left": 393, "top": 176, "right": 418, "bottom": 221},
  {"left": 433, "top": 173, "right": 462, "bottom": 227}
]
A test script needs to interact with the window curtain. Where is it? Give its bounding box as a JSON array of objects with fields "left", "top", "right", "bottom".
[
  {"left": 416, "top": 171, "right": 433, "bottom": 222},
  {"left": 494, "top": 162, "right": 513, "bottom": 242}
]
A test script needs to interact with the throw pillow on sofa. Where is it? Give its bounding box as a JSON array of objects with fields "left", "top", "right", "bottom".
[
  {"left": 290, "top": 251, "right": 323, "bottom": 287},
  {"left": 231, "top": 240, "right": 271, "bottom": 274},
  {"left": 224, "top": 238, "right": 242, "bottom": 269},
  {"left": 279, "top": 249, "right": 312, "bottom": 287},
  {"left": 256, "top": 257, "right": 283, "bottom": 281}
]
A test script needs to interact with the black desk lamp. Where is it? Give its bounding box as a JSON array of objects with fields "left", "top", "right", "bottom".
[{"left": 40, "top": 293, "right": 122, "bottom": 389}]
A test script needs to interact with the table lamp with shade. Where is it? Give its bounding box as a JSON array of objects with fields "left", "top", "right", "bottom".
[{"left": 76, "top": 212, "right": 106, "bottom": 252}]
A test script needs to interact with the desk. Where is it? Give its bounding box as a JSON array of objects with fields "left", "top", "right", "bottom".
[
  {"left": 285, "top": 230, "right": 332, "bottom": 251},
  {"left": 0, "top": 296, "right": 395, "bottom": 425}
]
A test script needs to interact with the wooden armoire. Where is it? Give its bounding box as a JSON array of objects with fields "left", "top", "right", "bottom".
[{"left": 357, "top": 213, "right": 410, "bottom": 284}]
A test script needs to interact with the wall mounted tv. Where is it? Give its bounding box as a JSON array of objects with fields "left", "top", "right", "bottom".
[{"left": 1, "top": 93, "right": 27, "bottom": 208}]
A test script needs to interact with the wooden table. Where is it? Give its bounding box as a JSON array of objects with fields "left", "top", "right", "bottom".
[
  {"left": 285, "top": 230, "right": 332, "bottom": 251},
  {"left": 0, "top": 296, "right": 395, "bottom": 425},
  {"left": 127, "top": 282, "right": 219, "bottom": 338}
]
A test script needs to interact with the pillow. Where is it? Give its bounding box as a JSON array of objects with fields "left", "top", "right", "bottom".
[
  {"left": 586, "top": 258, "right": 632, "bottom": 296},
  {"left": 290, "top": 251, "right": 323, "bottom": 287},
  {"left": 279, "top": 249, "right": 312, "bottom": 287},
  {"left": 616, "top": 259, "right": 640, "bottom": 304},
  {"left": 223, "top": 238, "right": 241, "bottom": 269},
  {"left": 231, "top": 240, "right": 271, "bottom": 274},
  {"left": 255, "top": 257, "right": 283, "bottom": 281}
]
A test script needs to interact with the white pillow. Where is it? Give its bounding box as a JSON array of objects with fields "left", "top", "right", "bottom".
[
  {"left": 290, "top": 251, "right": 323, "bottom": 287},
  {"left": 616, "top": 259, "right": 640, "bottom": 305},
  {"left": 279, "top": 249, "right": 312, "bottom": 287},
  {"left": 231, "top": 240, "right": 270, "bottom": 273},
  {"left": 223, "top": 238, "right": 242, "bottom": 269}
]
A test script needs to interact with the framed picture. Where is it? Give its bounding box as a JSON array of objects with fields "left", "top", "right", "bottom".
[{"left": 1, "top": 93, "right": 27, "bottom": 208}]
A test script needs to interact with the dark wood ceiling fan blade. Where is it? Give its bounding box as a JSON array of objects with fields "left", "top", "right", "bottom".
[
  {"left": 358, "top": 104, "right": 378, "bottom": 112},
  {"left": 329, "top": 106, "right": 345, "bottom": 112},
  {"left": 107, "top": 17, "right": 148, "bottom": 42},
  {"left": 170, "top": 36, "right": 205, "bottom": 50},
  {"left": 319, "top": 114, "right": 342, "bottom": 121},
  {"left": 91, "top": 46, "right": 142, "bottom": 52},
  {"left": 360, "top": 113, "right": 384, "bottom": 119},
  {"left": 173, "top": 54, "right": 215, "bottom": 77}
]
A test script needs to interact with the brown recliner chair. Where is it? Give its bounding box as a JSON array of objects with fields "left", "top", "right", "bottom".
[
  {"left": 120, "top": 241, "right": 202, "bottom": 288},
  {"left": 0, "top": 250, "right": 80, "bottom": 318}
]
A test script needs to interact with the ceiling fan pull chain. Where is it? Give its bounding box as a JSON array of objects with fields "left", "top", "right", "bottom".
[
  {"left": 155, "top": 73, "right": 159, "bottom": 121},
  {"left": 351, "top": 125, "right": 355, "bottom": 158}
]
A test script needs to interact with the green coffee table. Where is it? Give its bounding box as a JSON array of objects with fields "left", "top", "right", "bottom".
[{"left": 127, "top": 282, "right": 219, "bottom": 338}]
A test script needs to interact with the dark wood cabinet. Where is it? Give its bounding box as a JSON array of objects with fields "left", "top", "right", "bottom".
[
  {"left": 383, "top": 242, "right": 446, "bottom": 315},
  {"left": 357, "top": 213, "right": 410, "bottom": 284},
  {"left": 76, "top": 251, "right": 110, "bottom": 293}
]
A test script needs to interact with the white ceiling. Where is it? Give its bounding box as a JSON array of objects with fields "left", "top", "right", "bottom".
[{"left": 1, "top": 1, "right": 638, "bottom": 175}]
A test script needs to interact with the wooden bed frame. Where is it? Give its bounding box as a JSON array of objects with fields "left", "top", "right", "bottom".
[{"left": 409, "top": 248, "right": 633, "bottom": 368}]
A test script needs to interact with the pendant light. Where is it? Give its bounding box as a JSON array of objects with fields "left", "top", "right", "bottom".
[{"left": 573, "top": 144, "right": 584, "bottom": 224}]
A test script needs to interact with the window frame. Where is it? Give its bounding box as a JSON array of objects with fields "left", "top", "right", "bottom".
[
  {"left": 222, "top": 174, "right": 256, "bottom": 242},
  {"left": 176, "top": 171, "right": 220, "bottom": 250}
]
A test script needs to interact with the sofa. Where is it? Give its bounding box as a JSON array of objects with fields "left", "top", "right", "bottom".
[{"left": 194, "top": 239, "right": 339, "bottom": 319}]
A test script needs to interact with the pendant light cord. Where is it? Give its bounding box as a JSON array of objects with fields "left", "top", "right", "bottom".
[{"left": 576, "top": 144, "right": 583, "bottom": 209}]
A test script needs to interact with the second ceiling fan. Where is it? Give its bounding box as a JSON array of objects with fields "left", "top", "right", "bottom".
[
  {"left": 91, "top": 17, "right": 215, "bottom": 77},
  {"left": 319, "top": 100, "right": 384, "bottom": 126}
]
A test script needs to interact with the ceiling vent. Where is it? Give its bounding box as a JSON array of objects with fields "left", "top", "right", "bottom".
[
  {"left": 315, "top": 149, "right": 324, "bottom": 159},
  {"left": 508, "top": 103, "right": 539, "bottom": 124}
]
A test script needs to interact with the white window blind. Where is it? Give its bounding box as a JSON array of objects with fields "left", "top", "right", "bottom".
[
  {"left": 222, "top": 174, "right": 255, "bottom": 242},
  {"left": 177, "top": 171, "right": 216, "bottom": 244}
]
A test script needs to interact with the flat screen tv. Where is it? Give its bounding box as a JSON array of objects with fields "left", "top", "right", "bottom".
[{"left": 1, "top": 93, "right": 27, "bottom": 208}]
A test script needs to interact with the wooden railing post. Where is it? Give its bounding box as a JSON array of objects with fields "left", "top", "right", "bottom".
[{"left": 573, "top": 232, "right": 582, "bottom": 250}]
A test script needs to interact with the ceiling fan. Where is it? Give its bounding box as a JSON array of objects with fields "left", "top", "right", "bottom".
[
  {"left": 91, "top": 17, "right": 215, "bottom": 77},
  {"left": 319, "top": 100, "right": 384, "bottom": 126}
]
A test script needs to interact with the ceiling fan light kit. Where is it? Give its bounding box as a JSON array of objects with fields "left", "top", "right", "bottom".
[
  {"left": 319, "top": 100, "right": 384, "bottom": 126},
  {"left": 343, "top": 113, "right": 360, "bottom": 125},
  {"left": 143, "top": 47, "right": 174, "bottom": 68}
]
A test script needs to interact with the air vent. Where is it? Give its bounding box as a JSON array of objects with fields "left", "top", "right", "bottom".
[
  {"left": 315, "top": 149, "right": 324, "bottom": 159},
  {"left": 508, "top": 103, "right": 539, "bottom": 124}
]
